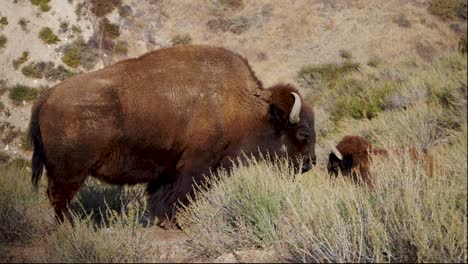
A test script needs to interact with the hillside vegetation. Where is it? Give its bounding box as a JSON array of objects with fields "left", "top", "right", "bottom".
[{"left": 0, "top": 52, "right": 466, "bottom": 262}]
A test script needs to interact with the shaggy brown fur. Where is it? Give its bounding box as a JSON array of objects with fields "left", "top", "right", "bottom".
[
  {"left": 29, "top": 45, "right": 317, "bottom": 228},
  {"left": 327, "top": 135, "right": 434, "bottom": 188}
]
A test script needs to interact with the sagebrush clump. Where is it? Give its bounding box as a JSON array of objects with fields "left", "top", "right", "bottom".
[
  {"left": 0, "top": 162, "right": 53, "bottom": 244},
  {"left": 428, "top": 0, "right": 465, "bottom": 20},
  {"left": 61, "top": 37, "right": 98, "bottom": 69},
  {"left": 8, "top": 84, "right": 40, "bottom": 103},
  {"left": 89, "top": 0, "right": 122, "bottom": 17},
  {"left": 30, "top": 0, "right": 51, "bottom": 12},
  {"left": 12, "top": 51, "right": 29, "bottom": 70},
  {"left": 0, "top": 34, "right": 7, "bottom": 49},
  {"left": 21, "top": 61, "right": 54, "bottom": 79},
  {"left": 99, "top": 18, "right": 120, "bottom": 39},
  {"left": 0, "top": 16, "right": 8, "bottom": 26},
  {"left": 113, "top": 40, "right": 128, "bottom": 55},
  {"left": 21, "top": 61, "right": 75, "bottom": 81},
  {"left": 38, "top": 27, "right": 60, "bottom": 44},
  {"left": 18, "top": 18, "right": 29, "bottom": 31},
  {"left": 171, "top": 34, "right": 192, "bottom": 46}
]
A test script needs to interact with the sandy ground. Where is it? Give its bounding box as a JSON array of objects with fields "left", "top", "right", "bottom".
[{"left": 0, "top": 227, "right": 286, "bottom": 262}]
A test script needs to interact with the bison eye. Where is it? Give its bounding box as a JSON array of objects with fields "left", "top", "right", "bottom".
[{"left": 296, "top": 131, "right": 310, "bottom": 142}]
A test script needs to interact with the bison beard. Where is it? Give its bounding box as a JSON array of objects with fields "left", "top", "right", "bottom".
[{"left": 29, "top": 45, "right": 317, "bottom": 228}]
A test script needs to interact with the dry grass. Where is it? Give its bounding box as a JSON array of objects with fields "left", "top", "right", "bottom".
[
  {"left": 178, "top": 127, "right": 467, "bottom": 263},
  {"left": 12, "top": 51, "right": 29, "bottom": 70},
  {"left": 38, "top": 27, "right": 60, "bottom": 44},
  {"left": 45, "top": 203, "right": 151, "bottom": 263},
  {"left": 0, "top": 34, "right": 7, "bottom": 49},
  {"left": 306, "top": 53, "right": 467, "bottom": 137},
  {"left": 0, "top": 161, "right": 53, "bottom": 245}
]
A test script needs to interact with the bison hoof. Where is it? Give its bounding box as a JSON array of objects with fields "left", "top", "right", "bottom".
[{"left": 156, "top": 217, "right": 181, "bottom": 230}]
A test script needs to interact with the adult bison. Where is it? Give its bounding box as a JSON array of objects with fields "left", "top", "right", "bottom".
[
  {"left": 29, "top": 45, "right": 316, "bottom": 228},
  {"left": 327, "top": 135, "right": 433, "bottom": 188}
]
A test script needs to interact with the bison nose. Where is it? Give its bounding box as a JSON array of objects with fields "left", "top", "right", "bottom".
[
  {"left": 301, "top": 163, "right": 311, "bottom": 173},
  {"left": 311, "top": 156, "right": 317, "bottom": 166},
  {"left": 301, "top": 156, "right": 315, "bottom": 173}
]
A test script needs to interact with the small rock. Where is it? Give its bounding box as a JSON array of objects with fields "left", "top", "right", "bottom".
[{"left": 4, "top": 144, "right": 9, "bottom": 151}]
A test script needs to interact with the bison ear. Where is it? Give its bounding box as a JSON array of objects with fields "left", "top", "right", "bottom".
[{"left": 269, "top": 104, "right": 287, "bottom": 130}]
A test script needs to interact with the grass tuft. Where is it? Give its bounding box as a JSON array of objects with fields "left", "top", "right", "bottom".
[
  {"left": 428, "top": 0, "right": 465, "bottom": 20},
  {"left": 38, "top": 27, "right": 60, "bottom": 44},
  {"left": 0, "top": 16, "right": 8, "bottom": 26},
  {"left": 30, "top": 0, "right": 51, "bottom": 12},
  {"left": 8, "top": 84, "right": 40, "bottom": 104},
  {"left": 61, "top": 37, "right": 98, "bottom": 69},
  {"left": 0, "top": 34, "right": 7, "bottom": 49},
  {"left": 18, "top": 18, "right": 29, "bottom": 31},
  {"left": 12, "top": 51, "right": 29, "bottom": 70},
  {"left": 171, "top": 34, "right": 192, "bottom": 46}
]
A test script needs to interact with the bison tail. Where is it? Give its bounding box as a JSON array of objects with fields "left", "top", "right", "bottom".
[{"left": 29, "top": 90, "right": 51, "bottom": 189}]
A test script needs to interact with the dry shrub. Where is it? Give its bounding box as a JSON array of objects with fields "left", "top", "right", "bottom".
[
  {"left": 21, "top": 61, "right": 74, "bottom": 81},
  {"left": 68, "top": 178, "right": 148, "bottom": 226},
  {"left": 45, "top": 207, "right": 150, "bottom": 263},
  {"left": 0, "top": 34, "right": 7, "bottom": 49},
  {"left": 0, "top": 121, "right": 21, "bottom": 145},
  {"left": 207, "top": 16, "right": 251, "bottom": 34},
  {"left": 0, "top": 16, "right": 8, "bottom": 27},
  {"left": 429, "top": 0, "right": 465, "bottom": 20},
  {"left": 171, "top": 34, "right": 192, "bottom": 46},
  {"left": 0, "top": 162, "right": 53, "bottom": 244},
  {"left": 99, "top": 18, "right": 120, "bottom": 39},
  {"left": 177, "top": 131, "right": 467, "bottom": 262},
  {"left": 8, "top": 84, "right": 40, "bottom": 104},
  {"left": 18, "top": 18, "right": 29, "bottom": 32},
  {"left": 38, "top": 27, "right": 60, "bottom": 44},
  {"left": 12, "top": 51, "right": 29, "bottom": 70},
  {"left": 30, "top": 0, "right": 51, "bottom": 12},
  {"left": 45, "top": 179, "right": 152, "bottom": 263},
  {"left": 61, "top": 37, "right": 98, "bottom": 69},
  {"left": 393, "top": 14, "right": 412, "bottom": 28},
  {"left": 90, "top": 0, "right": 122, "bottom": 17},
  {"left": 113, "top": 40, "right": 128, "bottom": 55}
]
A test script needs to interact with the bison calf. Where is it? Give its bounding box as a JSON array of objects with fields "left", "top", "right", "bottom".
[
  {"left": 327, "top": 135, "right": 385, "bottom": 187},
  {"left": 327, "top": 135, "right": 433, "bottom": 187}
]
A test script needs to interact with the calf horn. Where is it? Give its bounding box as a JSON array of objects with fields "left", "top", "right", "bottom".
[
  {"left": 330, "top": 144, "right": 343, "bottom": 160},
  {"left": 289, "top": 92, "right": 301, "bottom": 124}
]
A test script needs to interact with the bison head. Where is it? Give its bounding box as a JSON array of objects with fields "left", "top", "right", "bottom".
[{"left": 268, "top": 84, "right": 316, "bottom": 173}]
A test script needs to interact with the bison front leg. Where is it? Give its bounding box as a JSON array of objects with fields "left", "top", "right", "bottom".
[{"left": 147, "top": 181, "right": 179, "bottom": 229}]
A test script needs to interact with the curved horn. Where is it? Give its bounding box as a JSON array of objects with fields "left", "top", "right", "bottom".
[
  {"left": 289, "top": 92, "right": 301, "bottom": 124},
  {"left": 330, "top": 144, "right": 343, "bottom": 160}
]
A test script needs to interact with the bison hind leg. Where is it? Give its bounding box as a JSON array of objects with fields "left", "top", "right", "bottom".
[{"left": 46, "top": 171, "right": 88, "bottom": 224}]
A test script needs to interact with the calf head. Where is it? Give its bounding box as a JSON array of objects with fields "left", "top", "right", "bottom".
[{"left": 327, "top": 145, "right": 354, "bottom": 177}]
